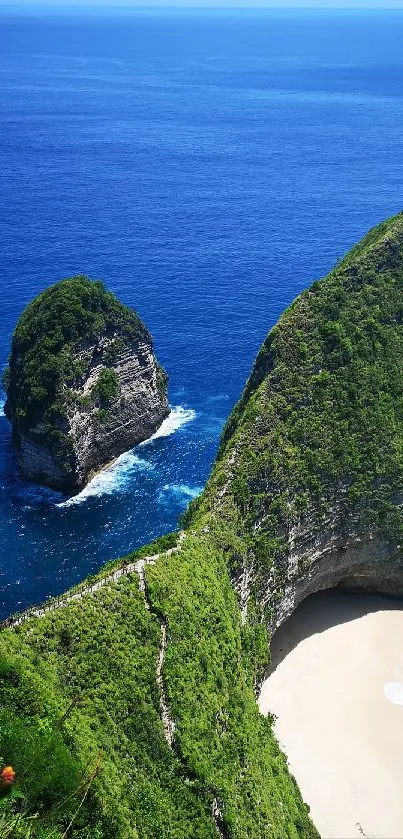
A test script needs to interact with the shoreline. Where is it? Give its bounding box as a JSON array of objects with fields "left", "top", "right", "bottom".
[
  {"left": 259, "top": 590, "right": 403, "bottom": 839},
  {"left": 63, "top": 406, "right": 187, "bottom": 500}
]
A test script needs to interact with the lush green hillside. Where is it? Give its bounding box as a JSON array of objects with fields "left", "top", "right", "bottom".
[
  {"left": 191, "top": 211, "right": 403, "bottom": 612},
  {"left": 0, "top": 533, "right": 314, "bottom": 838},
  {"left": 3, "top": 214, "right": 403, "bottom": 837}
]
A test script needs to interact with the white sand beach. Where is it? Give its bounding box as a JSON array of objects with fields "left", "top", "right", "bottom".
[{"left": 258, "top": 591, "right": 403, "bottom": 839}]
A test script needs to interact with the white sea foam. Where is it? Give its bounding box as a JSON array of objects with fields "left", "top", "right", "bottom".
[
  {"left": 57, "top": 406, "right": 195, "bottom": 507},
  {"left": 139, "top": 406, "right": 196, "bottom": 445},
  {"left": 0, "top": 399, "right": 5, "bottom": 417},
  {"left": 57, "top": 452, "right": 153, "bottom": 508}
]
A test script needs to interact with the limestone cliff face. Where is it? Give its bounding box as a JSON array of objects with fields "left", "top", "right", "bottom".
[
  {"left": 192, "top": 212, "right": 403, "bottom": 639},
  {"left": 256, "top": 493, "right": 403, "bottom": 633},
  {"left": 4, "top": 276, "right": 169, "bottom": 491}
]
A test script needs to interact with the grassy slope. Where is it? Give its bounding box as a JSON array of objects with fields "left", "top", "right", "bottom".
[
  {"left": 0, "top": 534, "right": 315, "bottom": 838},
  {"left": 3, "top": 213, "right": 403, "bottom": 836}
]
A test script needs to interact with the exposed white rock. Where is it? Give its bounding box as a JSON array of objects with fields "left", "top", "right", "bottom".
[{"left": 265, "top": 494, "right": 403, "bottom": 632}]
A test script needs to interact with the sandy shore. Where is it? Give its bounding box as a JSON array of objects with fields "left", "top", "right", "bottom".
[{"left": 258, "top": 591, "right": 403, "bottom": 839}]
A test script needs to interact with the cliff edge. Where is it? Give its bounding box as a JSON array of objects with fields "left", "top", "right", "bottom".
[
  {"left": 193, "top": 211, "right": 403, "bottom": 634},
  {"left": 3, "top": 275, "right": 169, "bottom": 490}
]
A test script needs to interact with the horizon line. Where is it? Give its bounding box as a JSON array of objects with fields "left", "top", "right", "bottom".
[
  {"left": 2, "top": 3, "right": 403, "bottom": 9},
  {"left": 2, "top": 1, "right": 403, "bottom": 8}
]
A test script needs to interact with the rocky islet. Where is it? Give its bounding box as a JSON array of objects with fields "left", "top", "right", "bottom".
[{"left": 3, "top": 275, "right": 169, "bottom": 491}]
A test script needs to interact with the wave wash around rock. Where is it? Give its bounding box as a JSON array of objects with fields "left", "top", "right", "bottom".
[{"left": 2, "top": 214, "right": 403, "bottom": 837}]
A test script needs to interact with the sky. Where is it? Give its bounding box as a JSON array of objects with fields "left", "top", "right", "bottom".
[{"left": 3, "top": 0, "right": 403, "bottom": 7}]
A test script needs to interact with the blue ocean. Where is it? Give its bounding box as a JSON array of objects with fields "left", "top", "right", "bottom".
[{"left": 0, "top": 6, "right": 402, "bottom": 619}]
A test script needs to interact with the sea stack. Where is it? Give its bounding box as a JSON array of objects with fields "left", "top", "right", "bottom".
[{"left": 3, "top": 276, "right": 169, "bottom": 491}]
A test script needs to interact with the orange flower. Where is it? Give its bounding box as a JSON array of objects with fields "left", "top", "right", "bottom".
[{"left": 0, "top": 766, "right": 15, "bottom": 788}]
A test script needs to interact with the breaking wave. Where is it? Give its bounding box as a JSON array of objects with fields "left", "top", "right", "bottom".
[
  {"left": 57, "top": 405, "right": 196, "bottom": 507},
  {"left": 139, "top": 406, "right": 196, "bottom": 445},
  {"left": 57, "top": 452, "right": 153, "bottom": 508}
]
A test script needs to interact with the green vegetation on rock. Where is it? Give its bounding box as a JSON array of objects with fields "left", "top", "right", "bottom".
[
  {"left": 94, "top": 369, "right": 120, "bottom": 406},
  {"left": 3, "top": 275, "right": 168, "bottom": 489},
  {"left": 3, "top": 214, "right": 403, "bottom": 837},
  {"left": 192, "top": 212, "right": 403, "bottom": 608},
  {"left": 4, "top": 276, "right": 145, "bottom": 437}
]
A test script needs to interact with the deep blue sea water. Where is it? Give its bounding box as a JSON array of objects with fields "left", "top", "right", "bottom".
[{"left": 0, "top": 7, "right": 403, "bottom": 618}]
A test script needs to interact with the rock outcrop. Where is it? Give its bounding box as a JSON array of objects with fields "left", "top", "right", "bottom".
[
  {"left": 4, "top": 276, "right": 169, "bottom": 490},
  {"left": 263, "top": 493, "right": 403, "bottom": 633}
]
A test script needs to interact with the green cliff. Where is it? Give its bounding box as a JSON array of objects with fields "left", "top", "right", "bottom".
[{"left": 2, "top": 214, "right": 403, "bottom": 837}]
